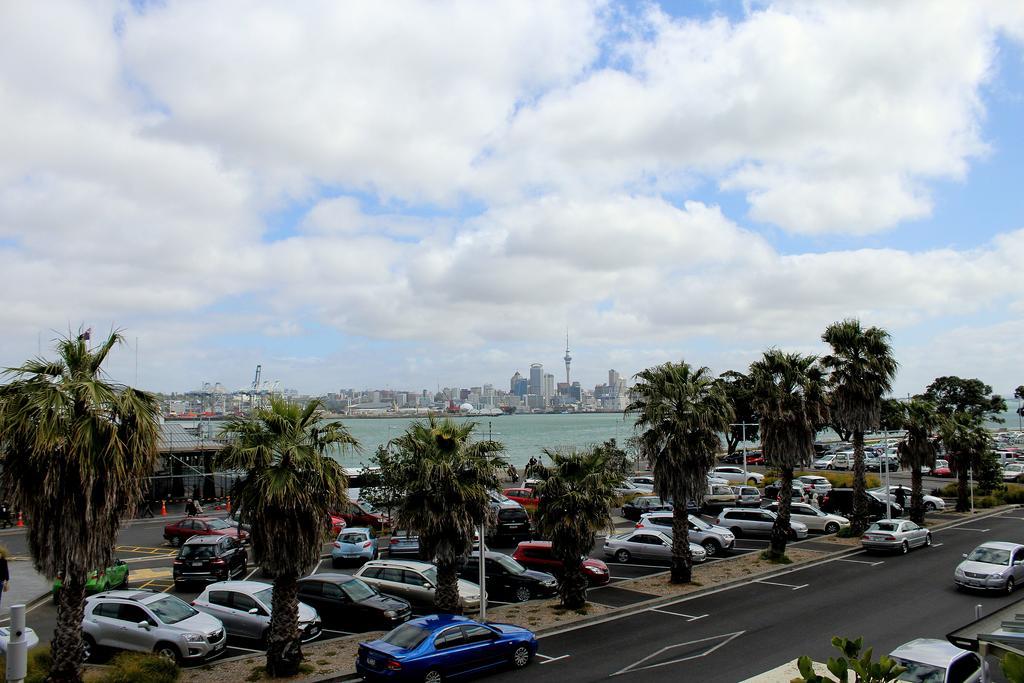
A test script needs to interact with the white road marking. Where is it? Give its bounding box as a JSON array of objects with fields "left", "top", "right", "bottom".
[
  {"left": 649, "top": 608, "right": 708, "bottom": 621},
  {"left": 932, "top": 543, "right": 944, "bottom": 547},
  {"left": 836, "top": 558, "right": 885, "bottom": 567},
  {"left": 230, "top": 645, "right": 264, "bottom": 653},
  {"left": 536, "top": 653, "right": 571, "bottom": 664},
  {"left": 610, "top": 631, "right": 745, "bottom": 676},
  {"left": 999, "top": 516, "right": 1024, "bottom": 521},
  {"left": 244, "top": 566, "right": 260, "bottom": 580},
  {"left": 611, "top": 563, "right": 672, "bottom": 570},
  {"left": 947, "top": 527, "right": 990, "bottom": 532},
  {"left": 753, "top": 579, "right": 808, "bottom": 590},
  {"left": 311, "top": 559, "right": 324, "bottom": 575}
]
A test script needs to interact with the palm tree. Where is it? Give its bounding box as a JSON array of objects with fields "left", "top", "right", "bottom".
[
  {"left": 821, "top": 320, "right": 899, "bottom": 535},
  {"left": 218, "top": 398, "right": 357, "bottom": 677},
  {"left": 896, "top": 400, "right": 939, "bottom": 524},
  {"left": 0, "top": 331, "right": 160, "bottom": 683},
  {"left": 389, "top": 416, "right": 504, "bottom": 614},
  {"left": 627, "top": 362, "right": 734, "bottom": 583},
  {"left": 532, "top": 448, "right": 620, "bottom": 608},
  {"left": 937, "top": 412, "right": 989, "bottom": 513},
  {"left": 749, "top": 350, "right": 828, "bottom": 560}
]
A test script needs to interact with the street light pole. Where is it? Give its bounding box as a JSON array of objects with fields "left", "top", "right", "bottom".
[
  {"left": 883, "top": 429, "right": 892, "bottom": 520},
  {"left": 479, "top": 521, "right": 487, "bottom": 621}
]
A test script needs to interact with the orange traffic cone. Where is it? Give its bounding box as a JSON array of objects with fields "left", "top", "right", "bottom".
[
  {"left": 16, "top": 512, "right": 23, "bottom": 527},
  {"left": 161, "top": 500, "right": 167, "bottom": 516},
  {"left": 226, "top": 497, "right": 231, "bottom": 514}
]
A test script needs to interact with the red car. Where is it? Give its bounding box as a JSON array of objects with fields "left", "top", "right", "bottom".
[
  {"left": 511, "top": 541, "right": 610, "bottom": 586},
  {"left": 338, "top": 500, "right": 390, "bottom": 531},
  {"left": 327, "top": 514, "right": 347, "bottom": 536},
  {"left": 163, "top": 516, "right": 248, "bottom": 547},
  {"left": 503, "top": 487, "right": 541, "bottom": 513}
]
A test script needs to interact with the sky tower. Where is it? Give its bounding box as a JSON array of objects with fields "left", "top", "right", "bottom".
[{"left": 564, "top": 330, "right": 572, "bottom": 386}]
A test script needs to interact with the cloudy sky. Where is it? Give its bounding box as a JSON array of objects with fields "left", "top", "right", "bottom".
[{"left": 2, "top": 0, "right": 1024, "bottom": 397}]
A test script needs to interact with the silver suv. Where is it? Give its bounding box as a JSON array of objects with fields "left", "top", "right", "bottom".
[
  {"left": 715, "top": 507, "right": 808, "bottom": 539},
  {"left": 192, "top": 581, "right": 322, "bottom": 643},
  {"left": 82, "top": 590, "right": 227, "bottom": 663},
  {"left": 353, "top": 559, "right": 482, "bottom": 612},
  {"left": 636, "top": 513, "right": 736, "bottom": 557}
]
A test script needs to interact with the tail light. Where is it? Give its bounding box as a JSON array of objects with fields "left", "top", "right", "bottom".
[
  {"left": 883, "top": 535, "right": 896, "bottom": 541},
  {"left": 173, "top": 560, "right": 183, "bottom": 565},
  {"left": 390, "top": 538, "right": 399, "bottom": 545},
  {"left": 363, "top": 541, "right": 373, "bottom": 548},
  {"left": 385, "top": 661, "right": 402, "bottom": 671},
  {"left": 190, "top": 600, "right": 196, "bottom": 605},
  {"left": 211, "top": 558, "right": 226, "bottom": 565},
  {"left": 635, "top": 522, "right": 641, "bottom": 528},
  {"left": 333, "top": 542, "right": 341, "bottom": 548}
]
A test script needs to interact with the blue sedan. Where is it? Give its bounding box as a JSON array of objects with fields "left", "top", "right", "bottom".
[{"left": 356, "top": 614, "right": 537, "bottom": 681}]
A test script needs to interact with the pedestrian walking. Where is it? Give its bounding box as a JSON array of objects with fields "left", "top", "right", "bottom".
[
  {"left": 0, "top": 546, "right": 10, "bottom": 610},
  {"left": 185, "top": 498, "right": 197, "bottom": 516},
  {"left": 895, "top": 485, "right": 907, "bottom": 510},
  {"left": 194, "top": 499, "right": 204, "bottom": 515}
]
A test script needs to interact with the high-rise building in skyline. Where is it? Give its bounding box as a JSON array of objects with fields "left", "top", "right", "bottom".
[
  {"left": 543, "top": 373, "right": 555, "bottom": 398},
  {"left": 564, "top": 331, "right": 572, "bottom": 387},
  {"left": 609, "top": 369, "right": 621, "bottom": 394},
  {"left": 529, "top": 363, "right": 543, "bottom": 395},
  {"left": 510, "top": 371, "right": 522, "bottom": 394}
]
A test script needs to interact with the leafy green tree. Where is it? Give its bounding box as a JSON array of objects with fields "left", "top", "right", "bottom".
[
  {"left": 937, "top": 412, "right": 990, "bottom": 512},
  {"left": 719, "top": 371, "right": 760, "bottom": 456},
  {"left": 821, "top": 320, "right": 899, "bottom": 535},
  {"left": 358, "top": 444, "right": 412, "bottom": 523},
  {"left": 592, "top": 438, "right": 633, "bottom": 482},
  {"left": 895, "top": 400, "right": 938, "bottom": 524},
  {"left": 977, "top": 450, "right": 1004, "bottom": 495},
  {"left": 878, "top": 398, "right": 906, "bottom": 432},
  {"left": 0, "top": 331, "right": 161, "bottom": 683},
  {"left": 749, "top": 351, "right": 828, "bottom": 560},
  {"left": 921, "top": 376, "right": 1006, "bottom": 421},
  {"left": 218, "top": 398, "right": 357, "bottom": 677},
  {"left": 627, "top": 362, "right": 734, "bottom": 582},
  {"left": 389, "top": 417, "right": 503, "bottom": 614},
  {"left": 533, "top": 448, "right": 620, "bottom": 608}
]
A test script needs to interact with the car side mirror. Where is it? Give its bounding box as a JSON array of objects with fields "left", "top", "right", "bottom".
[
  {"left": 1016, "top": 560, "right": 1024, "bottom": 566},
  {"left": 248, "top": 607, "right": 259, "bottom": 615},
  {"left": 137, "top": 621, "right": 150, "bottom": 630},
  {"left": 962, "top": 553, "right": 968, "bottom": 559},
  {"left": 422, "top": 582, "right": 431, "bottom": 589}
]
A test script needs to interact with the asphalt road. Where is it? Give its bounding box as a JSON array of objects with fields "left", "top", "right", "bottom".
[{"left": 486, "top": 509, "right": 1024, "bottom": 682}]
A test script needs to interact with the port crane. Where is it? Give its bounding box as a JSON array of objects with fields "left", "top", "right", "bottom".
[{"left": 251, "top": 364, "right": 261, "bottom": 413}]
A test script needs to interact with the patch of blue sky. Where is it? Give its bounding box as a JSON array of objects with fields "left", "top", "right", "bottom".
[{"left": 0, "top": 237, "right": 19, "bottom": 249}]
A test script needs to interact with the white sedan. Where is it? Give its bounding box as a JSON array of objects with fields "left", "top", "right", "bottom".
[
  {"left": 870, "top": 486, "right": 946, "bottom": 512},
  {"left": 1003, "top": 463, "right": 1024, "bottom": 483},
  {"left": 764, "top": 502, "right": 848, "bottom": 534},
  {"left": 710, "top": 466, "right": 764, "bottom": 485}
]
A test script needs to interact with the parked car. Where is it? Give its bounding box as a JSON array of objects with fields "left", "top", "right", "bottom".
[
  {"left": 764, "top": 481, "right": 807, "bottom": 504},
  {"left": 796, "top": 475, "right": 833, "bottom": 497},
  {"left": 54, "top": 560, "right": 129, "bottom": 603},
  {"left": 602, "top": 530, "right": 707, "bottom": 564},
  {"left": 888, "top": 638, "right": 981, "bottom": 683},
  {"left": 489, "top": 503, "right": 532, "bottom": 544},
  {"left": 163, "top": 517, "right": 247, "bottom": 547},
  {"left": 860, "top": 519, "right": 932, "bottom": 554},
  {"left": 865, "top": 455, "right": 900, "bottom": 472},
  {"left": 931, "top": 460, "right": 953, "bottom": 477},
  {"left": 511, "top": 541, "right": 610, "bottom": 586},
  {"left": 354, "top": 559, "right": 483, "bottom": 612},
  {"left": 326, "top": 513, "right": 347, "bottom": 537},
  {"left": 193, "top": 581, "right": 322, "bottom": 643},
  {"left": 613, "top": 480, "right": 653, "bottom": 497},
  {"left": 1004, "top": 463, "right": 1024, "bottom": 483},
  {"left": 502, "top": 487, "right": 541, "bottom": 512},
  {"left": 820, "top": 488, "right": 903, "bottom": 521},
  {"left": 812, "top": 454, "right": 838, "bottom": 469},
  {"left": 629, "top": 475, "right": 656, "bottom": 488},
  {"left": 953, "top": 541, "right": 1024, "bottom": 593},
  {"left": 621, "top": 495, "right": 673, "bottom": 521},
  {"left": 356, "top": 614, "right": 537, "bottom": 681},
  {"left": 715, "top": 508, "right": 808, "bottom": 539},
  {"left": 331, "top": 527, "right": 379, "bottom": 567},
  {"left": 731, "top": 485, "right": 761, "bottom": 507},
  {"left": 385, "top": 530, "right": 481, "bottom": 560},
  {"left": 814, "top": 452, "right": 854, "bottom": 470},
  {"left": 870, "top": 485, "right": 946, "bottom": 512},
  {"left": 173, "top": 535, "right": 248, "bottom": 587},
  {"left": 636, "top": 512, "right": 736, "bottom": 557},
  {"left": 296, "top": 573, "right": 411, "bottom": 632},
  {"left": 339, "top": 499, "right": 390, "bottom": 531},
  {"left": 710, "top": 466, "right": 764, "bottom": 486},
  {"left": 703, "top": 484, "right": 738, "bottom": 509},
  {"left": 763, "top": 502, "right": 848, "bottom": 534},
  {"left": 82, "top": 590, "right": 227, "bottom": 664},
  {"left": 457, "top": 551, "right": 558, "bottom": 603}
]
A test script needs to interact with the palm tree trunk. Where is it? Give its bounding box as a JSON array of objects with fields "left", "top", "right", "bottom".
[
  {"left": 670, "top": 505, "right": 692, "bottom": 584},
  {"left": 910, "top": 466, "right": 925, "bottom": 525},
  {"left": 559, "top": 557, "right": 588, "bottom": 609},
  {"left": 433, "top": 558, "right": 463, "bottom": 615},
  {"left": 266, "top": 572, "right": 303, "bottom": 678},
  {"left": 851, "top": 429, "right": 868, "bottom": 534},
  {"left": 768, "top": 467, "right": 793, "bottom": 560},
  {"left": 956, "top": 463, "right": 971, "bottom": 513},
  {"left": 47, "top": 574, "right": 86, "bottom": 683}
]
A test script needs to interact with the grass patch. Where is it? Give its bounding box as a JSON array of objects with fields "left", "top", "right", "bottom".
[
  {"left": 0, "top": 646, "right": 52, "bottom": 683},
  {"left": 96, "top": 652, "right": 180, "bottom": 683}
]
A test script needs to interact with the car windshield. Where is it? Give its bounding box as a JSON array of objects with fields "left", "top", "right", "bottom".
[
  {"left": 339, "top": 533, "right": 367, "bottom": 544},
  {"left": 147, "top": 596, "right": 198, "bottom": 624},
  {"left": 254, "top": 587, "right": 275, "bottom": 608},
  {"left": 381, "top": 623, "right": 429, "bottom": 650},
  {"left": 893, "top": 658, "right": 945, "bottom": 682},
  {"left": 491, "top": 554, "right": 526, "bottom": 575},
  {"left": 421, "top": 566, "right": 438, "bottom": 585},
  {"left": 179, "top": 545, "right": 217, "bottom": 559},
  {"left": 206, "top": 519, "right": 231, "bottom": 530},
  {"left": 341, "top": 579, "right": 377, "bottom": 602},
  {"left": 967, "top": 547, "right": 1012, "bottom": 565},
  {"left": 690, "top": 517, "right": 711, "bottom": 530},
  {"left": 358, "top": 500, "right": 378, "bottom": 513}
]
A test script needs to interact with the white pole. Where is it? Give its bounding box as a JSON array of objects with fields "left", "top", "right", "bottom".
[
  {"left": 478, "top": 522, "right": 486, "bottom": 621},
  {"left": 6, "top": 604, "right": 27, "bottom": 683},
  {"left": 742, "top": 423, "right": 748, "bottom": 480},
  {"left": 883, "top": 429, "right": 892, "bottom": 520},
  {"left": 970, "top": 467, "right": 975, "bottom": 514}
]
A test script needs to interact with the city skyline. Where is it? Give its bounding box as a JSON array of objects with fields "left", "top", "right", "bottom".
[{"left": 3, "top": 3, "right": 1024, "bottom": 398}]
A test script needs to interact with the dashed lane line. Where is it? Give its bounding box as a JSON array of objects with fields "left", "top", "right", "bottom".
[
  {"left": 942, "top": 527, "right": 990, "bottom": 532},
  {"left": 836, "top": 558, "right": 885, "bottom": 567},
  {"left": 752, "top": 579, "right": 808, "bottom": 590},
  {"left": 648, "top": 608, "right": 708, "bottom": 621}
]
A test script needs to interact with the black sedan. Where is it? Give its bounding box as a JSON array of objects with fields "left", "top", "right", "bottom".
[
  {"left": 458, "top": 551, "right": 558, "bottom": 603},
  {"left": 296, "top": 573, "right": 411, "bottom": 632}
]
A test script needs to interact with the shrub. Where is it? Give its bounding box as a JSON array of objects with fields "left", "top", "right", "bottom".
[
  {"left": 0, "top": 645, "right": 52, "bottom": 683},
  {"left": 1003, "top": 651, "right": 1024, "bottom": 683},
  {"left": 95, "top": 652, "right": 180, "bottom": 683},
  {"left": 792, "top": 636, "right": 906, "bottom": 683}
]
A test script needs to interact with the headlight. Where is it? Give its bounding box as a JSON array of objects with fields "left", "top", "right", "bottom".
[
  {"left": 954, "top": 567, "right": 965, "bottom": 577},
  {"left": 383, "top": 610, "right": 397, "bottom": 618},
  {"left": 182, "top": 633, "right": 205, "bottom": 643}
]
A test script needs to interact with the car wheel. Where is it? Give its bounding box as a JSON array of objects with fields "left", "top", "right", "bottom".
[
  {"left": 747, "top": 478, "right": 758, "bottom": 486},
  {"left": 701, "top": 540, "right": 720, "bottom": 557},
  {"left": 154, "top": 642, "right": 181, "bottom": 664},
  {"left": 824, "top": 522, "right": 840, "bottom": 535},
  {"left": 1007, "top": 577, "right": 1016, "bottom": 595},
  {"left": 925, "top": 534, "right": 932, "bottom": 547},
  {"left": 924, "top": 502, "right": 936, "bottom": 512},
  {"left": 511, "top": 645, "right": 532, "bottom": 669},
  {"left": 900, "top": 541, "right": 909, "bottom": 555},
  {"left": 615, "top": 549, "right": 631, "bottom": 563},
  {"left": 82, "top": 635, "right": 96, "bottom": 662},
  {"left": 515, "top": 585, "right": 532, "bottom": 602},
  {"left": 424, "top": 668, "right": 443, "bottom": 683}
]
